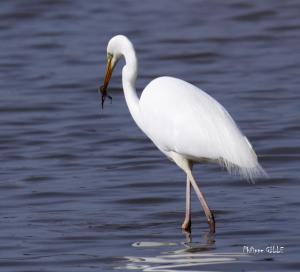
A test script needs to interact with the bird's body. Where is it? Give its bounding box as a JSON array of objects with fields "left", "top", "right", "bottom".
[
  {"left": 100, "top": 35, "right": 266, "bottom": 235},
  {"left": 139, "top": 76, "right": 263, "bottom": 179}
]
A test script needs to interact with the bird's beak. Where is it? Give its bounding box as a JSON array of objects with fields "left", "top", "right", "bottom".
[{"left": 98, "top": 55, "right": 113, "bottom": 108}]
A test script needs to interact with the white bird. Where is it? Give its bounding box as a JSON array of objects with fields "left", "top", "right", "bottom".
[{"left": 99, "top": 35, "right": 266, "bottom": 234}]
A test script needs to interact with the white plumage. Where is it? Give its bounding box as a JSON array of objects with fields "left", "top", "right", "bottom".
[
  {"left": 140, "top": 76, "right": 265, "bottom": 180},
  {"left": 100, "top": 35, "right": 266, "bottom": 234}
]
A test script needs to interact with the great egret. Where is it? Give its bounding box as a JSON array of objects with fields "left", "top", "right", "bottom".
[{"left": 99, "top": 35, "right": 266, "bottom": 234}]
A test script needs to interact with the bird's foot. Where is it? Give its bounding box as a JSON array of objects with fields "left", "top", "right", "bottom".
[
  {"left": 207, "top": 211, "right": 216, "bottom": 234},
  {"left": 181, "top": 218, "right": 192, "bottom": 243},
  {"left": 203, "top": 231, "right": 216, "bottom": 245},
  {"left": 183, "top": 230, "right": 192, "bottom": 243},
  {"left": 181, "top": 219, "right": 192, "bottom": 242},
  {"left": 181, "top": 219, "right": 191, "bottom": 233}
]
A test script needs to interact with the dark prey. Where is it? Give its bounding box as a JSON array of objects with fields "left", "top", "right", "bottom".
[{"left": 98, "top": 85, "right": 112, "bottom": 109}]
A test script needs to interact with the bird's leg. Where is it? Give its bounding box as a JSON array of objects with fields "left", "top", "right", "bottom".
[
  {"left": 182, "top": 175, "right": 191, "bottom": 232},
  {"left": 187, "top": 171, "right": 215, "bottom": 233},
  {"left": 169, "top": 153, "right": 214, "bottom": 234}
]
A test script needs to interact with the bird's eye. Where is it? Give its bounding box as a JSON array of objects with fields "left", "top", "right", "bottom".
[{"left": 107, "top": 53, "right": 113, "bottom": 60}]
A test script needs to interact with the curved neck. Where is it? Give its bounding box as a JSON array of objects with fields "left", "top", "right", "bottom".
[{"left": 121, "top": 47, "right": 143, "bottom": 129}]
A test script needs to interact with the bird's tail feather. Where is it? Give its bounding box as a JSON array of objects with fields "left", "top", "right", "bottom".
[
  {"left": 213, "top": 114, "right": 268, "bottom": 182},
  {"left": 218, "top": 157, "right": 268, "bottom": 183}
]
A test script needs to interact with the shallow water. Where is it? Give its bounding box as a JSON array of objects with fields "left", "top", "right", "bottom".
[{"left": 1, "top": 0, "right": 300, "bottom": 271}]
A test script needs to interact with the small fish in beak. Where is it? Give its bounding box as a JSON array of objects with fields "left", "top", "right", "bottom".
[
  {"left": 98, "top": 85, "right": 112, "bottom": 109},
  {"left": 98, "top": 53, "right": 114, "bottom": 109}
]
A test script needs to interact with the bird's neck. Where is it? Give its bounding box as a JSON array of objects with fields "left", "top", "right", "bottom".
[{"left": 122, "top": 50, "right": 143, "bottom": 129}]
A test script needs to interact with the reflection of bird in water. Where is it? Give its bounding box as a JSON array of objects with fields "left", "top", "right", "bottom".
[
  {"left": 121, "top": 234, "right": 247, "bottom": 272},
  {"left": 99, "top": 35, "right": 266, "bottom": 234}
]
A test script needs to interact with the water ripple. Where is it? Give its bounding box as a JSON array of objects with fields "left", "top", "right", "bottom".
[{"left": 1, "top": 0, "right": 299, "bottom": 271}]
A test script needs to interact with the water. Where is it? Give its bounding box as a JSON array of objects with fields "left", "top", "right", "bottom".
[{"left": 1, "top": 0, "right": 300, "bottom": 271}]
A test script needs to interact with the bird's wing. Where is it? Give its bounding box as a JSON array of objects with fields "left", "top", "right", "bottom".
[{"left": 139, "top": 76, "right": 266, "bottom": 180}]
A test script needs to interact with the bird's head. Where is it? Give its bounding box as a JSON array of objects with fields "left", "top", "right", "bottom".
[{"left": 99, "top": 35, "right": 127, "bottom": 108}]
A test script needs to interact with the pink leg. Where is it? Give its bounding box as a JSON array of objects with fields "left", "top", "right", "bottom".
[
  {"left": 187, "top": 171, "right": 215, "bottom": 233},
  {"left": 181, "top": 175, "right": 191, "bottom": 232}
]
